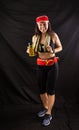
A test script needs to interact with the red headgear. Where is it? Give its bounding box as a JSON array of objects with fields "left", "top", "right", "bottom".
[{"left": 36, "top": 15, "right": 49, "bottom": 23}]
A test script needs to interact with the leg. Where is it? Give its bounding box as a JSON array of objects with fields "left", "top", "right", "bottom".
[
  {"left": 46, "top": 63, "right": 59, "bottom": 114},
  {"left": 37, "top": 93, "right": 48, "bottom": 117},
  {"left": 42, "top": 94, "right": 55, "bottom": 126},
  {"left": 37, "top": 66, "right": 48, "bottom": 108},
  {"left": 37, "top": 66, "right": 48, "bottom": 117},
  {"left": 46, "top": 94, "right": 55, "bottom": 115},
  {"left": 42, "top": 63, "right": 59, "bottom": 126},
  {"left": 40, "top": 93, "right": 55, "bottom": 115},
  {"left": 40, "top": 93, "right": 48, "bottom": 109}
]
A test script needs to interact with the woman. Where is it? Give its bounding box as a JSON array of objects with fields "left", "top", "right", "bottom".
[{"left": 27, "top": 15, "right": 62, "bottom": 126}]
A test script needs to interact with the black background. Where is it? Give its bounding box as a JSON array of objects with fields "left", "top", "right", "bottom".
[{"left": 0, "top": 0, "right": 79, "bottom": 130}]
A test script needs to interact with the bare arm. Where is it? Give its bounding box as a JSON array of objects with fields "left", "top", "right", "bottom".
[
  {"left": 46, "top": 32, "right": 62, "bottom": 54},
  {"left": 52, "top": 32, "right": 63, "bottom": 53}
]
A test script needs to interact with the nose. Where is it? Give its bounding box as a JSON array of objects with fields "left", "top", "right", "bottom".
[{"left": 41, "top": 24, "right": 46, "bottom": 29}]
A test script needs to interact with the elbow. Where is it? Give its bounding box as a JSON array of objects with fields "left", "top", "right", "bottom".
[
  {"left": 60, "top": 45, "right": 63, "bottom": 51},
  {"left": 55, "top": 45, "right": 63, "bottom": 53},
  {"left": 59, "top": 44, "right": 63, "bottom": 51}
]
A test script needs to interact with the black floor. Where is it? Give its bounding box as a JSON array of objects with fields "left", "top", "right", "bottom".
[{"left": 0, "top": 96, "right": 79, "bottom": 130}]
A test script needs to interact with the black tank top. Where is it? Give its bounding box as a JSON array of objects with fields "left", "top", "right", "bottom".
[
  {"left": 38, "top": 40, "right": 55, "bottom": 53},
  {"left": 38, "top": 43, "right": 47, "bottom": 52}
]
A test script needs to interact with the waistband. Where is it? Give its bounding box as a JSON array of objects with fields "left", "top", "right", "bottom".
[{"left": 37, "top": 57, "right": 59, "bottom": 66}]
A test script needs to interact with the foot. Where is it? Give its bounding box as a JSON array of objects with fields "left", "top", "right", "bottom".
[
  {"left": 37, "top": 108, "right": 48, "bottom": 117},
  {"left": 42, "top": 114, "right": 52, "bottom": 126}
]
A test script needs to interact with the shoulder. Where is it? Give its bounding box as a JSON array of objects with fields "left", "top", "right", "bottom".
[
  {"left": 32, "top": 34, "right": 40, "bottom": 43},
  {"left": 51, "top": 31, "right": 58, "bottom": 39},
  {"left": 32, "top": 35, "right": 36, "bottom": 39},
  {"left": 32, "top": 35, "right": 37, "bottom": 41},
  {"left": 51, "top": 32, "right": 60, "bottom": 43},
  {"left": 32, "top": 34, "right": 39, "bottom": 39}
]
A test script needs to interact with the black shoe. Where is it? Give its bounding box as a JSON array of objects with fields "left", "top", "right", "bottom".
[
  {"left": 37, "top": 108, "right": 48, "bottom": 117},
  {"left": 42, "top": 114, "right": 52, "bottom": 126}
]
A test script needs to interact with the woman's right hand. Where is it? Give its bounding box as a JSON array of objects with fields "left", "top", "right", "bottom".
[{"left": 26, "top": 46, "right": 29, "bottom": 54}]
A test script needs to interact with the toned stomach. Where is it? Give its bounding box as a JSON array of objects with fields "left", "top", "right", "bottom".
[{"left": 38, "top": 52, "right": 55, "bottom": 59}]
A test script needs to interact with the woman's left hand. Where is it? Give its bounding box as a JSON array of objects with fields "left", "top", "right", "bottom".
[{"left": 46, "top": 45, "right": 53, "bottom": 53}]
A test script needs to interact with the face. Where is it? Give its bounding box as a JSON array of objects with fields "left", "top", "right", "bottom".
[{"left": 37, "top": 21, "right": 49, "bottom": 33}]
